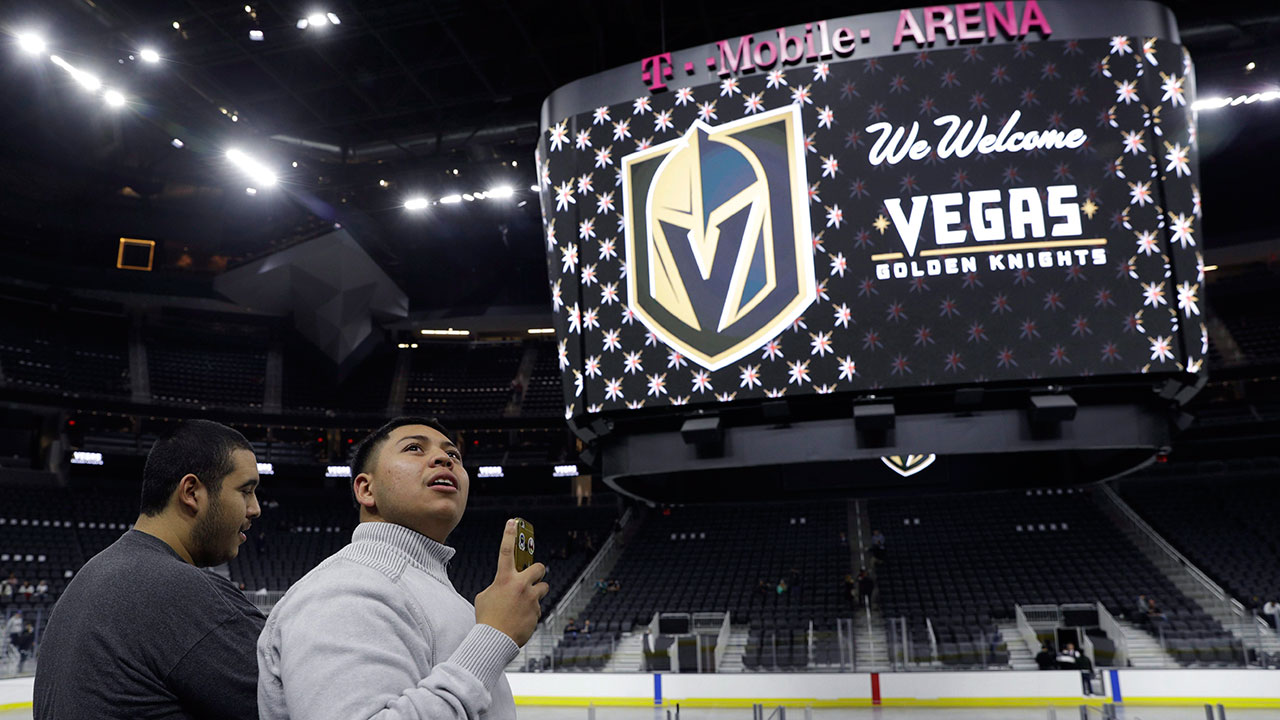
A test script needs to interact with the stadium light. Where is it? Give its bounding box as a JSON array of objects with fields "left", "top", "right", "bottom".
[
  {"left": 553, "top": 464, "right": 579, "bottom": 478},
  {"left": 1192, "top": 90, "right": 1280, "bottom": 111},
  {"left": 325, "top": 465, "right": 351, "bottom": 478},
  {"left": 70, "top": 451, "right": 104, "bottom": 466},
  {"left": 139, "top": 48, "right": 160, "bottom": 63},
  {"left": 462, "top": 193, "right": 475, "bottom": 202},
  {"left": 420, "top": 328, "right": 470, "bottom": 336},
  {"left": 170, "top": 138, "right": 184, "bottom": 148},
  {"left": 245, "top": 187, "right": 258, "bottom": 195},
  {"left": 478, "top": 466, "right": 505, "bottom": 478},
  {"left": 488, "top": 185, "right": 514, "bottom": 199},
  {"left": 249, "top": 30, "right": 264, "bottom": 41},
  {"left": 17, "top": 33, "right": 46, "bottom": 55},
  {"left": 104, "top": 90, "right": 126, "bottom": 108},
  {"left": 439, "top": 194, "right": 462, "bottom": 204},
  {"left": 404, "top": 197, "right": 429, "bottom": 211},
  {"left": 257, "top": 462, "right": 274, "bottom": 475},
  {"left": 225, "top": 148, "right": 277, "bottom": 187},
  {"left": 529, "top": 185, "right": 540, "bottom": 192},
  {"left": 527, "top": 328, "right": 555, "bottom": 334},
  {"left": 50, "top": 55, "right": 100, "bottom": 91},
  {"left": 299, "top": 12, "right": 340, "bottom": 29}
]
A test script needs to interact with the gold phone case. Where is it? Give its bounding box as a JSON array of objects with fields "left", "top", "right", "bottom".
[{"left": 514, "top": 518, "right": 535, "bottom": 572}]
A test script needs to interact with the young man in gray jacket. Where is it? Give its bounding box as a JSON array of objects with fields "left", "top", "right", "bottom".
[{"left": 258, "top": 417, "right": 548, "bottom": 719}]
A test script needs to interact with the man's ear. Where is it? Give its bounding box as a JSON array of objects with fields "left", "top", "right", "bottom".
[
  {"left": 175, "top": 473, "right": 204, "bottom": 516},
  {"left": 352, "top": 473, "right": 376, "bottom": 511}
]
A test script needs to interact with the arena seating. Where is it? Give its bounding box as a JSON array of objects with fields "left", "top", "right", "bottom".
[
  {"left": 282, "top": 341, "right": 396, "bottom": 415},
  {"left": 403, "top": 342, "right": 522, "bottom": 420},
  {"left": 521, "top": 345, "right": 564, "bottom": 418},
  {"left": 0, "top": 303, "right": 130, "bottom": 400},
  {"left": 146, "top": 326, "right": 267, "bottom": 409},
  {"left": 1119, "top": 460, "right": 1280, "bottom": 612},
  {"left": 868, "top": 487, "right": 1242, "bottom": 667},
  {"left": 554, "top": 502, "right": 851, "bottom": 671}
]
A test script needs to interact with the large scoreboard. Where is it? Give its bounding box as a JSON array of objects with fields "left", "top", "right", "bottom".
[{"left": 538, "top": 1, "right": 1203, "bottom": 433}]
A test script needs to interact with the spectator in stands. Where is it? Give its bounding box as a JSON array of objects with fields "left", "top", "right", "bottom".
[
  {"left": 16, "top": 623, "right": 34, "bottom": 672},
  {"left": 1136, "top": 594, "right": 1148, "bottom": 621},
  {"left": 1263, "top": 599, "right": 1280, "bottom": 630},
  {"left": 565, "top": 618, "right": 579, "bottom": 636},
  {"left": 606, "top": 579, "right": 620, "bottom": 593},
  {"left": 870, "top": 530, "right": 886, "bottom": 564},
  {"left": 776, "top": 578, "right": 789, "bottom": 595},
  {"left": 1056, "top": 642, "right": 1080, "bottom": 669},
  {"left": 1146, "top": 596, "right": 1167, "bottom": 623},
  {"left": 0, "top": 579, "right": 11, "bottom": 605},
  {"left": 756, "top": 580, "right": 770, "bottom": 597},
  {"left": 34, "top": 579, "right": 49, "bottom": 600},
  {"left": 1076, "top": 648, "right": 1095, "bottom": 695},
  {"left": 581, "top": 619, "right": 592, "bottom": 638},
  {"left": 1035, "top": 642, "right": 1056, "bottom": 670},
  {"left": 843, "top": 574, "right": 856, "bottom": 606},
  {"left": 595, "top": 577, "right": 608, "bottom": 594},
  {"left": 18, "top": 581, "right": 33, "bottom": 601},
  {"left": 34, "top": 420, "right": 265, "bottom": 720},
  {"left": 258, "top": 417, "right": 545, "bottom": 720},
  {"left": 856, "top": 568, "right": 875, "bottom": 608},
  {"left": 5, "top": 611, "right": 22, "bottom": 647}
]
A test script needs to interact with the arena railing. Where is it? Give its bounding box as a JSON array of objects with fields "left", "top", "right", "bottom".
[
  {"left": 1016, "top": 604, "right": 1048, "bottom": 654},
  {"left": 925, "top": 617, "right": 939, "bottom": 666},
  {"left": 531, "top": 506, "right": 633, "bottom": 669},
  {"left": 1098, "top": 485, "right": 1255, "bottom": 645},
  {"left": 1096, "top": 601, "right": 1130, "bottom": 667}
]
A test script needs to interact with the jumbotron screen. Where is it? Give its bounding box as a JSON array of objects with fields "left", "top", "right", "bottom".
[{"left": 538, "top": 1, "right": 1205, "bottom": 420}]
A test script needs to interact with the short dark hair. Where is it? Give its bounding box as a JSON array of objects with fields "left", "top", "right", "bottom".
[
  {"left": 349, "top": 416, "right": 454, "bottom": 507},
  {"left": 140, "top": 420, "right": 254, "bottom": 515}
]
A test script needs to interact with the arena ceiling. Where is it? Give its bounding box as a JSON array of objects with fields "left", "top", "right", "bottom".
[{"left": 0, "top": 0, "right": 1276, "bottom": 314}]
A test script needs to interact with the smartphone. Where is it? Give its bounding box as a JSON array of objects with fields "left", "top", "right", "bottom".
[{"left": 514, "top": 518, "right": 535, "bottom": 572}]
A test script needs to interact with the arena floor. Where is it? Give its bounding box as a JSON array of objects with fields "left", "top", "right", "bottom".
[{"left": 5, "top": 706, "right": 1280, "bottom": 719}]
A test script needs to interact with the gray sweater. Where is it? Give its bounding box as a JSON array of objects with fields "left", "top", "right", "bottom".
[{"left": 257, "top": 522, "right": 519, "bottom": 720}]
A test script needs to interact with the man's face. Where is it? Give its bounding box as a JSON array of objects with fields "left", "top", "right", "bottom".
[
  {"left": 361, "top": 424, "right": 469, "bottom": 542},
  {"left": 191, "top": 448, "right": 261, "bottom": 566}
]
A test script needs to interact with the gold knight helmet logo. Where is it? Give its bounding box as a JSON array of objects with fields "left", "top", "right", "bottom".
[{"left": 622, "top": 105, "right": 816, "bottom": 371}]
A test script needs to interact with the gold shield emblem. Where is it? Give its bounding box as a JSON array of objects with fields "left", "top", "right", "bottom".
[
  {"left": 622, "top": 105, "right": 815, "bottom": 371},
  {"left": 881, "top": 454, "right": 938, "bottom": 478}
]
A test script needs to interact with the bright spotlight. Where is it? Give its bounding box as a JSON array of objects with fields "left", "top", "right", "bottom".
[
  {"left": 172, "top": 21, "right": 181, "bottom": 30},
  {"left": 404, "top": 197, "right": 429, "bottom": 210},
  {"left": 296, "top": 18, "right": 309, "bottom": 29},
  {"left": 489, "top": 186, "right": 514, "bottom": 199},
  {"left": 104, "top": 90, "right": 126, "bottom": 107},
  {"left": 326, "top": 13, "right": 341, "bottom": 25},
  {"left": 440, "top": 195, "right": 462, "bottom": 204},
  {"left": 307, "top": 13, "right": 328, "bottom": 27},
  {"left": 171, "top": 138, "right": 184, "bottom": 148},
  {"left": 17, "top": 33, "right": 46, "bottom": 55},
  {"left": 462, "top": 193, "right": 475, "bottom": 202},
  {"left": 225, "top": 148, "right": 278, "bottom": 187},
  {"left": 50, "top": 55, "right": 101, "bottom": 91},
  {"left": 249, "top": 30, "right": 264, "bottom": 41},
  {"left": 529, "top": 184, "right": 540, "bottom": 192},
  {"left": 245, "top": 187, "right": 258, "bottom": 196},
  {"left": 139, "top": 48, "right": 160, "bottom": 63}
]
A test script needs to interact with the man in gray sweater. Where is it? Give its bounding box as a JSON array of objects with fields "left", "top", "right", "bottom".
[{"left": 258, "top": 417, "right": 547, "bottom": 719}]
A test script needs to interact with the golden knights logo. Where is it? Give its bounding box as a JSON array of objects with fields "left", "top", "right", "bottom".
[
  {"left": 622, "top": 105, "right": 815, "bottom": 371},
  {"left": 881, "top": 454, "right": 938, "bottom": 478}
]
